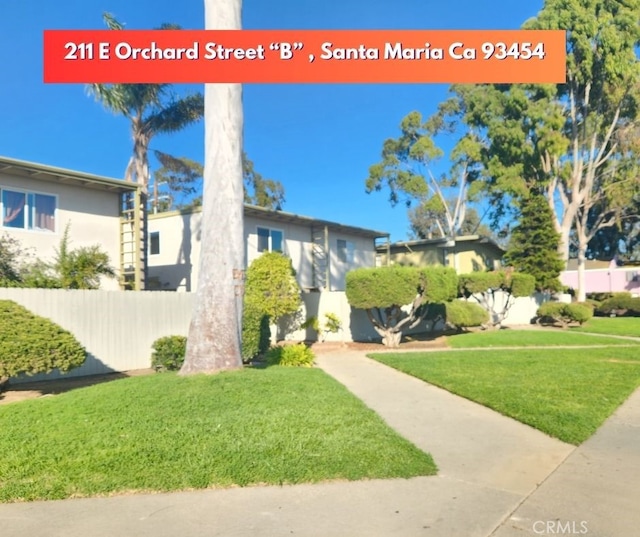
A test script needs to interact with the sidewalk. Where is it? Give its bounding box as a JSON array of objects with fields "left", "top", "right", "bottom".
[{"left": 0, "top": 350, "right": 637, "bottom": 537}]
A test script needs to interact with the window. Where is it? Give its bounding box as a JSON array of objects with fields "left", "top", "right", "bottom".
[
  {"left": 1, "top": 189, "right": 56, "bottom": 232},
  {"left": 257, "top": 227, "right": 283, "bottom": 253},
  {"left": 150, "top": 232, "right": 160, "bottom": 255},
  {"left": 337, "top": 239, "right": 355, "bottom": 263}
]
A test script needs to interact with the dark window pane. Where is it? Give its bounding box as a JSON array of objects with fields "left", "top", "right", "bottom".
[
  {"left": 2, "top": 190, "right": 26, "bottom": 229},
  {"left": 257, "top": 227, "right": 269, "bottom": 252}
]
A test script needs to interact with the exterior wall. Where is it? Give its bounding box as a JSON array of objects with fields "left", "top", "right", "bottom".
[
  {"left": 0, "top": 173, "right": 122, "bottom": 290},
  {"left": 0, "top": 288, "right": 194, "bottom": 383},
  {"left": 386, "top": 242, "right": 502, "bottom": 273},
  {"left": 561, "top": 267, "right": 640, "bottom": 296},
  {"left": 147, "top": 211, "right": 378, "bottom": 292},
  {"left": 327, "top": 231, "right": 375, "bottom": 291}
]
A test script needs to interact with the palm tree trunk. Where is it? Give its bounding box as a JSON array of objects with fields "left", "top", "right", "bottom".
[{"left": 180, "top": 0, "right": 244, "bottom": 374}]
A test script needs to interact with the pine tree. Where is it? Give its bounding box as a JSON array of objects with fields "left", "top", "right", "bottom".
[{"left": 504, "top": 195, "right": 564, "bottom": 293}]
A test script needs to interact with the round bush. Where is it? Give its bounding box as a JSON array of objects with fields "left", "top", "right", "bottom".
[
  {"left": 445, "top": 300, "right": 489, "bottom": 329},
  {"left": 536, "top": 301, "right": 593, "bottom": 326},
  {"left": 151, "top": 335, "right": 187, "bottom": 372},
  {"left": 0, "top": 300, "right": 87, "bottom": 379},
  {"left": 265, "top": 343, "right": 315, "bottom": 367},
  {"left": 596, "top": 295, "right": 640, "bottom": 317}
]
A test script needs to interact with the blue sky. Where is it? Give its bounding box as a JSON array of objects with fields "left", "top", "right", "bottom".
[{"left": 1, "top": 0, "right": 543, "bottom": 241}]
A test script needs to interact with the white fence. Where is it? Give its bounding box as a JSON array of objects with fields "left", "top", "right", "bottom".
[
  {"left": 0, "top": 288, "right": 194, "bottom": 383},
  {"left": 1, "top": 288, "right": 550, "bottom": 384}
]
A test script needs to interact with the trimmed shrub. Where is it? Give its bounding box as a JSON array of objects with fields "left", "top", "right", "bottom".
[
  {"left": 595, "top": 295, "right": 640, "bottom": 317},
  {"left": 445, "top": 301, "right": 490, "bottom": 330},
  {"left": 346, "top": 266, "right": 420, "bottom": 310},
  {"left": 244, "top": 252, "right": 301, "bottom": 326},
  {"left": 151, "top": 336, "right": 187, "bottom": 372},
  {"left": 566, "top": 303, "right": 594, "bottom": 325},
  {"left": 265, "top": 343, "right": 315, "bottom": 367},
  {"left": 0, "top": 300, "right": 87, "bottom": 379},
  {"left": 242, "top": 304, "right": 271, "bottom": 361},
  {"left": 536, "top": 302, "right": 594, "bottom": 326}
]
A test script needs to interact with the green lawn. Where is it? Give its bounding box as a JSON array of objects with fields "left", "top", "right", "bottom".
[
  {"left": 371, "top": 347, "right": 640, "bottom": 445},
  {"left": 446, "top": 328, "right": 639, "bottom": 348},
  {"left": 571, "top": 317, "right": 640, "bottom": 338},
  {"left": 0, "top": 367, "right": 436, "bottom": 503}
]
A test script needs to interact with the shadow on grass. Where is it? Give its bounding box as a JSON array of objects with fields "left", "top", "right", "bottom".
[{"left": 0, "top": 370, "right": 154, "bottom": 404}]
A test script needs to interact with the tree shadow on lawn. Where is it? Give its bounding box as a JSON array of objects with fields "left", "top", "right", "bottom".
[{"left": 0, "top": 369, "right": 154, "bottom": 405}]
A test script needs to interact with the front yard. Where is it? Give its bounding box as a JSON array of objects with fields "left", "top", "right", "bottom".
[
  {"left": 371, "top": 344, "right": 640, "bottom": 445},
  {"left": 0, "top": 367, "right": 436, "bottom": 503}
]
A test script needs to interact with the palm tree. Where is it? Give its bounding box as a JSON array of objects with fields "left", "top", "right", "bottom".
[
  {"left": 180, "top": 0, "right": 244, "bottom": 374},
  {"left": 87, "top": 13, "right": 204, "bottom": 193}
]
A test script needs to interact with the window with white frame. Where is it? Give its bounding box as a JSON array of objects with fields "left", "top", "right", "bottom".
[
  {"left": 1, "top": 189, "right": 56, "bottom": 232},
  {"left": 337, "top": 239, "right": 355, "bottom": 263},
  {"left": 257, "top": 227, "right": 284, "bottom": 253}
]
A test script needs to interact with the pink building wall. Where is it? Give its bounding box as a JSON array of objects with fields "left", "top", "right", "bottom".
[{"left": 561, "top": 266, "right": 640, "bottom": 296}]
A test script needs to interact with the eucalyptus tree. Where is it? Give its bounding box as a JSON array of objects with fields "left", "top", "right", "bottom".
[{"left": 180, "top": 0, "right": 245, "bottom": 374}]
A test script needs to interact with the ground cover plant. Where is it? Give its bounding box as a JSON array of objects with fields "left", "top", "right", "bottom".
[
  {"left": 371, "top": 347, "right": 640, "bottom": 445},
  {"left": 0, "top": 367, "right": 436, "bottom": 503},
  {"left": 571, "top": 317, "right": 640, "bottom": 338},
  {"left": 445, "top": 329, "right": 638, "bottom": 348}
]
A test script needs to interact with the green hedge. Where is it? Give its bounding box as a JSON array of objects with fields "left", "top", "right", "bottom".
[
  {"left": 445, "top": 301, "right": 490, "bottom": 329},
  {"left": 0, "top": 300, "right": 87, "bottom": 379},
  {"left": 595, "top": 295, "right": 640, "bottom": 317},
  {"left": 537, "top": 302, "right": 594, "bottom": 326},
  {"left": 242, "top": 304, "right": 271, "bottom": 361}
]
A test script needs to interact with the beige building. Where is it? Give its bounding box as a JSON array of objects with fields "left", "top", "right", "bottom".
[
  {"left": 0, "top": 156, "right": 141, "bottom": 290},
  {"left": 377, "top": 235, "right": 505, "bottom": 273},
  {"left": 147, "top": 205, "right": 389, "bottom": 292}
]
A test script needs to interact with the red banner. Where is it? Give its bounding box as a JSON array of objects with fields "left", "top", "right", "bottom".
[{"left": 44, "top": 29, "right": 566, "bottom": 84}]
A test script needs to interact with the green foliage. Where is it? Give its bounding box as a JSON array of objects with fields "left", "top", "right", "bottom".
[
  {"left": 366, "top": 109, "right": 485, "bottom": 239},
  {"left": 301, "top": 312, "right": 342, "bottom": 342},
  {"left": 241, "top": 304, "right": 271, "bottom": 361},
  {"left": 458, "top": 270, "right": 535, "bottom": 298},
  {"left": 265, "top": 344, "right": 315, "bottom": 367},
  {"left": 0, "top": 300, "right": 86, "bottom": 379},
  {"left": 151, "top": 336, "right": 187, "bottom": 372},
  {"left": 504, "top": 195, "right": 564, "bottom": 292},
  {"left": 0, "top": 234, "right": 23, "bottom": 285},
  {"left": 346, "top": 265, "right": 458, "bottom": 347},
  {"left": 596, "top": 295, "right": 640, "bottom": 317},
  {"left": 346, "top": 266, "right": 419, "bottom": 310},
  {"left": 537, "top": 302, "right": 594, "bottom": 326},
  {"left": 323, "top": 312, "right": 342, "bottom": 333},
  {"left": 458, "top": 270, "right": 535, "bottom": 327},
  {"left": 244, "top": 252, "right": 302, "bottom": 325},
  {"left": 444, "top": 301, "right": 489, "bottom": 329},
  {"left": 153, "top": 151, "right": 286, "bottom": 212}
]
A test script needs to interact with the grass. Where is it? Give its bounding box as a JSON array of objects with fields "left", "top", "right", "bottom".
[
  {"left": 0, "top": 367, "right": 436, "bottom": 503},
  {"left": 371, "top": 347, "right": 640, "bottom": 445},
  {"left": 446, "top": 328, "right": 639, "bottom": 348},
  {"left": 571, "top": 317, "right": 640, "bottom": 338}
]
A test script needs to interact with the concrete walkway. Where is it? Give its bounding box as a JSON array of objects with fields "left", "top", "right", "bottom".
[{"left": 0, "top": 350, "right": 637, "bottom": 537}]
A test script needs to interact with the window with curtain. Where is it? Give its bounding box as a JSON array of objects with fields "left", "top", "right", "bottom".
[{"left": 1, "top": 189, "right": 55, "bottom": 232}]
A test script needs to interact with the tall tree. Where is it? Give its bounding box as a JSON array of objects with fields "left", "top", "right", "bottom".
[
  {"left": 409, "top": 205, "right": 493, "bottom": 239},
  {"left": 440, "top": 0, "right": 640, "bottom": 301},
  {"left": 87, "top": 13, "right": 204, "bottom": 193},
  {"left": 366, "top": 110, "right": 485, "bottom": 239},
  {"left": 180, "top": 0, "right": 244, "bottom": 374},
  {"left": 503, "top": 195, "right": 564, "bottom": 293},
  {"left": 153, "top": 151, "right": 285, "bottom": 211}
]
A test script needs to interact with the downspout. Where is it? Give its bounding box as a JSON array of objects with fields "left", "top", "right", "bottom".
[{"left": 324, "top": 225, "right": 330, "bottom": 291}]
